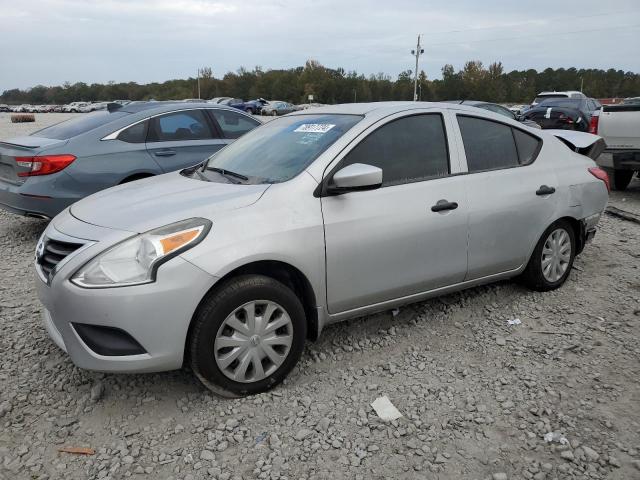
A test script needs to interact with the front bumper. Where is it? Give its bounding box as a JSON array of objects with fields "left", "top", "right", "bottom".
[{"left": 36, "top": 216, "right": 218, "bottom": 373}]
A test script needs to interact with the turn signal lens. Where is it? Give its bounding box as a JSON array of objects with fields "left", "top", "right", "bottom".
[
  {"left": 16, "top": 154, "right": 76, "bottom": 177},
  {"left": 159, "top": 229, "right": 201, "bottom": 254}
]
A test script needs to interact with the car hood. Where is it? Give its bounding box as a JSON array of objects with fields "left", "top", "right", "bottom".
[{"left": 70, "top": 172, "right": 270, "bottom": 233}]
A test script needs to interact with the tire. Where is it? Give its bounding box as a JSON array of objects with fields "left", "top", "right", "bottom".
[
  {"left": 603, "top": 167, "right": 633, "bottom": 191},
  {"left": 520, "top": 220, "right": 576, "bottom": 292},
  {"left": 189, "top": 275, "right": 307, "bottom": 397},
  {"left": 245, "top": 108, "right": 254, "bottom": 115},
  {"left": 271, "top": 110, "right": 278, "bottom": 116}
]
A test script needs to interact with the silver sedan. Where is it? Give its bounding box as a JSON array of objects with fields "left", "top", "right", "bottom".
[{"left": 35, "top": 102, "right": 609, "bottom": 396}]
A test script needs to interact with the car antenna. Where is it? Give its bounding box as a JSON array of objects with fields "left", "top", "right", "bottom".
[{"left": 107, "top": 102, "right": 123, "bottom": 112}]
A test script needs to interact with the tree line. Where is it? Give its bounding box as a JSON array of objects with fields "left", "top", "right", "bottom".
[{"left": 2, "top": 60, "right": 639, "bottom": 105}]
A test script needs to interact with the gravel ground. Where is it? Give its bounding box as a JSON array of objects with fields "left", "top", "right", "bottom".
[{"left": 1, "top": 116, "right": 640, "bottom": 480}]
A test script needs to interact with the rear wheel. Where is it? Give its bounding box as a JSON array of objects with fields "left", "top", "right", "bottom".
[
  {"left": 271, "top": 110, "right": 278, "bottom": 116},
  {"left": 603, "top": 168, "right": 633, "bottom": 191},
  {"left": 189, "top": 275, "right": 306, "bottom": 397},
  {"left": 520, "top": 220, "right": 576, "bottom": 291}
]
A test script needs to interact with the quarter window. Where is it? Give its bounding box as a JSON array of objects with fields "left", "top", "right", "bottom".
[
  {"left": 210, "top": 110, "right": 260, "bottom": 139},
  {"left": 149, "top": 110, "right": 215, "bottom": 142},
  {"left": 513, "top": 129, "right": 541, "bottom": 165},
  {"left": 117, "top": 121, "right": 148, "bottom": 143},
  {"left": 339, "top": 114, "right": 449, "bottom": 187}
]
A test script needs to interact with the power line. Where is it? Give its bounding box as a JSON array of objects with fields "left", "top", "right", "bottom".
[
  {"left": 427, "top": 23, "right": 640, "bottom": 48},
  {"left": 421, "top": 9, "right": 640, "bottom": 37}
]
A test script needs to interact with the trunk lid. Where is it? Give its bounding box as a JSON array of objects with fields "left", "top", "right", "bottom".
[
  {"left": 0, "top": 136, "right": 67, "bottom": 184},
  {"left": 547, "top": 130, "right": 606, "bottom": 160}
]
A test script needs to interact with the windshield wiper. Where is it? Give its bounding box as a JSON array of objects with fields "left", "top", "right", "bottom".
[{"left": 207, "top": 167, "right": 249, "bottom": 182}]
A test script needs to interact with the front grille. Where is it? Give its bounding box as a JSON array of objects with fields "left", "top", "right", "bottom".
[{"left": 37, "top": 237, "right": 83, "bottom": 278}]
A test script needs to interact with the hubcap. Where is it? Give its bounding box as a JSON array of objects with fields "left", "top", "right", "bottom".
[
  {"left": 541, "top": 228, "right": 571, "bottom": 283},
  {"left": 214, "top": 300, "right": 293, "bottom": 383}
]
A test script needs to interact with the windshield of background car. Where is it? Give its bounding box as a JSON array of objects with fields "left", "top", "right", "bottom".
[
  {"left": 533, "top": 95, "right": 567, "bottom": 104},
  {"left": 537, "top": 99, "right": 582, "bottom": 109},
  {"left": 33, "top": 111, "right": 128, "bottom": 140},
  {"left": 205, "top": 114, "right": 362, "bottom": 183}
]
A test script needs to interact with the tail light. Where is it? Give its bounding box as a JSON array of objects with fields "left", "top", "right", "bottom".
[
  {"left": 588, "top": 114, "right": 599, "bottom": 134},
  {"left": 15, "top": 154, "right": 76, "bottom": 177},
  {"left": 558, "top": 113, "right": 574, "bottom": 125},
  {"left": 588, "top": 167, "right": 610, "bottom": 192}
]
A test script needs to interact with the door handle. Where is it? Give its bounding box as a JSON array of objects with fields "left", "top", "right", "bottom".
[
  {"left": 431, "top": 200, "right": 459, "bottom": 212},
  {"left": 154, "top": 150, "right": 176, "bottom": 157},
  {"left": 536, "top": 185, "right": 556, "bottom": 196}
]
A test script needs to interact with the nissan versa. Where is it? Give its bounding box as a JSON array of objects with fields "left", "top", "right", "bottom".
[{"left": 35, "top": 102, "right": 609, "bottom": 397}]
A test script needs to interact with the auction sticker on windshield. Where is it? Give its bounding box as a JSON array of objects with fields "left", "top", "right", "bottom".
[{"left": 294, "top": 124, "right": 335, "bottom": 134}]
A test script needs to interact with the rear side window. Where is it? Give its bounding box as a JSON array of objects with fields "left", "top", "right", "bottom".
[
  {"left": 458, "top": 116, "right": 519, "bottom": 171},
  {"left": 340, "top": 114, "right": 449, "bottom": 187},
  {"left": 33, "top": 111, "right": 128, "bottom": 140},
  {"left": 148, "top": 110, "right": 216, "bottom": 142},
  {"left": 458, "top": 116, "right": 541, "bottom": 171},
  {"left": 210, "top": 110, "right": 260, "bottom": 139},
  {"left": 117, "top": 121, "right": 148, "bottom": 143}
]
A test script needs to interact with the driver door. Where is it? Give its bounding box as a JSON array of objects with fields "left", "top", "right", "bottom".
[
  {"left": 321, "top": 111, "right": 469, "bottom": 314},
  {"left": 145, "top": 109, "right": 227, "bottom": 172}
]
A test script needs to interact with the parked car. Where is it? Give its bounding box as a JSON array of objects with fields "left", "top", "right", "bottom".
[
  {"left": 0, "top": 104, "right": 10, "bottom": 112},
  {"left": 209, "top": 97, "right": 232, "bottom": 104},
  {"left": 531, "top": 91, "right": 586, "bottom": 107},
  {"left": 63, "top": 102, "right": 89, "bottom": 113},
  {"left": 522, "top": 98, "right": 601, "bottom": 132},
  {"left": 218, "top": 98, "right": 262, "bottom": 114},
  {"left": 445, "top": 100, "right": 541, "bottom": 128},
  {"left": 80, "top": 102, "right": 108, "bottom": 113},
  {"left": 261, "top": 101, "right": 298, "bottom": 116},
  {"left": 590, "top": 99, "right": 640, "bottom": 190},
  {"left": 243, "top": 98, "right": 269, "bottom": 114},
  {"left": 33, "top": 102, "right": 608, "bottom": 396},
  {"left": 0, "top": 102, "right": 260, "bottom": 219}
]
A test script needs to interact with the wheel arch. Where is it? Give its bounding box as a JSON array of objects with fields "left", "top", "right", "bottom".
[
  {"left": 525, "top": 215, "right": 584, "bottom": 267},
  {"left": 184, "top": 260, "right": 320, "bottom": 364},
  {"left": 119, "top": 172, "right": 155, "bottom": 184}
]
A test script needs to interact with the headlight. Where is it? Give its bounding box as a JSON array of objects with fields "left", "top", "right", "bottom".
[{"left": 71, "top": 218, "right": 211, "bottom": 288}]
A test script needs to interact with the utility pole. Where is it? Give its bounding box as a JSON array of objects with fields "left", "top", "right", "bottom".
[
  {"left": 197, "top": 68, "right": 201, "bottom": 99},
  {"left": 580, "top": 77, "right": 584, "bottom": 93},
  {"left": 411, "top": 35, "right": 424, "bottom": 102}
]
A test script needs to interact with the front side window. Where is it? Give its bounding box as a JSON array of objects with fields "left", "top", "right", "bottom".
[
  {"left": 210, "top": 110, "right": 259, "bottom": 139},
  {"left": 148, "top": 110, "right": 215, "bottom": 142},
  {"left": 204, "top": 114, "right": 361, "bottom": 183},
  {"left": 339, "top": 114, "right": 449, "bottom": 187},
  {"left": 458, "top": 116, "right": 541, "bottom": 171}
]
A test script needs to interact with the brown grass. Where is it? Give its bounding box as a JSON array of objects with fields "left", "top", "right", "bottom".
[{"left": 11, "top": 114, "right": 36, "bottom": 123}]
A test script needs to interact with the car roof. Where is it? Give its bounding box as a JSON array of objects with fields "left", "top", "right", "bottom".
[
  {"left": 119, "top": 101, "right": 236, "bottom": 114},
  {"left": 289, "top": 101, "right": 490, "bottom": 117}
]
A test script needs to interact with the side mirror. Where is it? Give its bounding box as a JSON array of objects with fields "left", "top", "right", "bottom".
[{"left": 327, "top": 163, "right": 383, "bottom": 194}]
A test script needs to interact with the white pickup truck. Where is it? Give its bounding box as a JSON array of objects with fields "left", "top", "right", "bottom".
[{"left": 592, "top": 99, "right": 640, "bottom": 190}]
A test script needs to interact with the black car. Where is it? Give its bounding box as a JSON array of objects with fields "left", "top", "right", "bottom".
[
  {"left": 522, "top": 98, "right": 601, "bottom": 132},
  {"left": 445, "top": 100, "right": 541, "bottom": 128}
]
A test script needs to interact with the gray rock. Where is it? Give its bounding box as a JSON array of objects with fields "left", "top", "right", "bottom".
[
  {"left": 200, "top": 450, "right": 215, "bottom": 462},
  {"left": 560, "top": 450, "right": 574, "bottom": 461},
  {"left": 495, "top": 336, "right": 506, "bottom": 346},
  {"left": 492, "top": 474, "right": 508, "bottom": 480},
  {"left": 582, "top": 446, "right": 599, "bottom": 462},
  {"left": 608, "top": 456, "right": 621, "bottom": 468},
  {"left": 90, "top": 381, "right": 104, "bottom": 402},
  {"left": 294, "top": 429, "right": 313, "bottom": 441}
]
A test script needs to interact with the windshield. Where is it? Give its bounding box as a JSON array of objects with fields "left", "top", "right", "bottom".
[
  {"left": 33, "top": 111, "right": 128, "bottom": 140},
  {"left": 204, "top": 114, "right": 362, "bottom": 183}
]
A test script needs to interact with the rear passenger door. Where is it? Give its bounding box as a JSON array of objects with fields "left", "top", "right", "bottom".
[
  {"left": 145, "top": 109, "right": 226, "bottom": 172},
  {"left": 453, "top": 114, "right": 557, "bottom": 279}
]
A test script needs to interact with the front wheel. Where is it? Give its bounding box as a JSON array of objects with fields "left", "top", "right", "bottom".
[
  {"left": 189, "top": 275, "right": 307, "bottom": 397},
  {"left": 520, "top": 220, "right": 576, "bottom": 291}
]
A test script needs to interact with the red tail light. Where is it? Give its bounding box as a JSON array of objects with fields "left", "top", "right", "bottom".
[
  {"left": 588, "top": 166, "right": 610, "bottom": 192},
  {"left": 15, "top": 154, "right": 76, "bottom": 177},
  {"left": 588, "top": 114, "right": 599, "bottom": 134}
]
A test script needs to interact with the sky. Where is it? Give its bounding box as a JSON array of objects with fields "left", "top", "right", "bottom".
[{"left": 1, "top": 0, "right": 640, "bottom": 92}]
